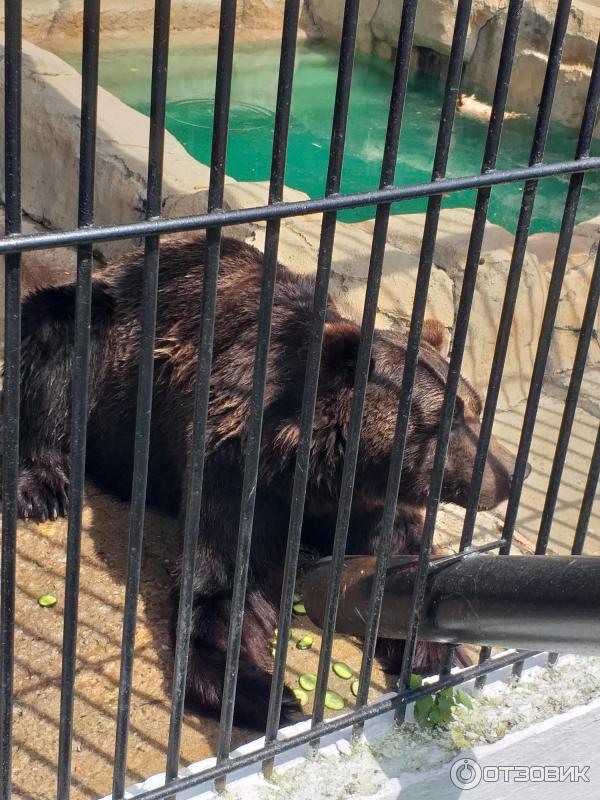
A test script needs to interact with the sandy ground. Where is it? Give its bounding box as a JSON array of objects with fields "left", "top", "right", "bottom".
[
  {"left": 3, "top": 370, "right": 599, "bottom": 799},
  {"left": 7, "top": 485, "right": 400, "bottom": 800}
]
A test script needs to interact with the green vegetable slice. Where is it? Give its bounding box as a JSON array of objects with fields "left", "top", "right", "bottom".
[
  {"left": 273, "top": 627, "right": 293, "bottom": 641},
  {"left": 324, "top": 690, "right": 345, "bottom": 711},
  {"left": 332, "top": 661, "right": 352, "bottom": 679},
  {"left": 350, "top": 679, "right": 360, "bottom": 697},
  {"left": 299, "top": 673, "right": 317, "bottom": 692},
  {"left": 37, "top": 594, "right": 57, "bottom": 608},
  {"left": 296, "top": 635, "right": 314, "bottom": 650},
  {"left": 293, "top": 688, "right": 309, "bottom": 707},
  {"left": 293, "top": 592, "right": 303, "bottom": 604},
  {"left": 293, "top": 602, "right": 306, "bottom": 615}
]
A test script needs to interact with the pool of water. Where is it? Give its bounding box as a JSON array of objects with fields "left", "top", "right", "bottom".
[{"left": 60, "top": 41, "right": 600, "bottom": 233}]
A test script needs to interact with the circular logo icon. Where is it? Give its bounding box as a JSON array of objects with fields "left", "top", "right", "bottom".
[{"left": 450, "top": 757, "right": 482, "bottom": 789}]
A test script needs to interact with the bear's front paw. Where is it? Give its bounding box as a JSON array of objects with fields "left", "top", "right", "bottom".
[{"left": 17, "top": 462, "right": 70, "bottom": 522}]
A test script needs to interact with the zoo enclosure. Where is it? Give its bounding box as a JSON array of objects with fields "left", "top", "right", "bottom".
[{"left": 1, "top": 0, "right": 600, "bottom": 799}]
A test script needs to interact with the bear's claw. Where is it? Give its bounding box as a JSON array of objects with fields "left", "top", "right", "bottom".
[{"left": 17, "top": 463, "right": 70, "bottom": 522}]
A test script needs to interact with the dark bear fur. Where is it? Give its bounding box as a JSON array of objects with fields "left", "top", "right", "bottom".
[{"left": 16, "top": 235, "right": 517, "bottom": 729}]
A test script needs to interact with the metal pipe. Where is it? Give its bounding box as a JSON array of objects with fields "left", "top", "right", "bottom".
[{"left": 303, "top": 554, "right": 600, "bottom": 655}]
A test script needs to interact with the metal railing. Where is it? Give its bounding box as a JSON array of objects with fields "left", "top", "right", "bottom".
[{"left": 0, "top": 0, "right": 599, "bottom": 798}]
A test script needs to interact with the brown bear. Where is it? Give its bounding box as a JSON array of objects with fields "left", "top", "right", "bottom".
[{"left": 15, "top": 235, "right": 519, "bottom": 729}]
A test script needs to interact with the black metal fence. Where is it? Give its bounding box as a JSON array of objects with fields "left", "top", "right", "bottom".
[{"left": 0, "top": 0, "right": 599, "bottom": 798}]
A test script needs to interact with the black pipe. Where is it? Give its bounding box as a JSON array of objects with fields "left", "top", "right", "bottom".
[{"left": 303, "top": 554, "right": 600, "bottom": 655}]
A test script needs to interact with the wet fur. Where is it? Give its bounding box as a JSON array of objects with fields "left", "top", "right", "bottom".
[{"left": 16, "top": 235, "right": 515, "bottom": 729}]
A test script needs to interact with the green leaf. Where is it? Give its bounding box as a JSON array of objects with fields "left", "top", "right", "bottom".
[
  {"left": 413, "top": 696, "right": 434, "bottom": 724},
  {"left": 455, "top": 688, "right": 473, "bottom": 709},
  {"left": 409, "top": 673, "right": 423, "bottom": 689},
  {"left": 436, "top": 695, "right": 455, "bottom": 715}
]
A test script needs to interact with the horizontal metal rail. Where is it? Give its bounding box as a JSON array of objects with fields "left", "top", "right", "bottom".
[{"left": 0, "top": 157, "right": 598, "bottom": 255}]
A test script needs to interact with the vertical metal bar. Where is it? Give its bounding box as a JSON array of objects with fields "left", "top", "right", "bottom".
[
  {"left": 536, "top": 244, "right": 600, "bottom": 554},
  {"left": 214, "top": 0, "right": 300, "bottom": 774},
  {"left": 164, "top": 0, "right": 236, "bottom": 790},
  {"left": 0, "top": 2, "right": 21, "bottom": 799},
  {"left": 258, "top": 0, "right": 363, "bottom": 754},
  {"left": 396, "top": 0, "right": 523, "bottom": 697},
  {"left": 311, "top": 0, "right": 475, "bottom": 729},
  {"left": 56, "top": 2, "right": 101, "bottom": 799},
  {"left": 501, "top": 34, "right": 600, "bottom": 554},
  {"left": 572, "top": 420, "right": 600, "bottom": 555},
  {"left": 353, "top": 0, "right": 473, "bottom": 713},
  {"left": 459, "top": 0, "right": 573, "bottom": 551},
  {"left": 450, "top": 0, "right": 574, "bottom": 680},
  {"left": 111, "top": 2, "right": 172, "bottom": 797}
]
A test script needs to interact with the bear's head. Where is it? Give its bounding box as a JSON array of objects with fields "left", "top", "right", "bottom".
[{"left": 275, "top": 314, "right": 522, "bottom": 513}]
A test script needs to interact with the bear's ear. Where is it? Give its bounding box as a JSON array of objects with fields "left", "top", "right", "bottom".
[
  {"left": 321, "top": 320, "right": 362, "bottom": 385},
  {"left": 422, "top": 319, "right": 449, "bottom": 356}
]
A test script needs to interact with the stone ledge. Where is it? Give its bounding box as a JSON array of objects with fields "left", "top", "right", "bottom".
[{"left": 0, "top": 39, "right": 226, "bottom": 261}]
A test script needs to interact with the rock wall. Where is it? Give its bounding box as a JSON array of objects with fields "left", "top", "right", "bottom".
[
  {"left": 0, "top": 1, "right": 286, "bottom": 47},
  {"left": 0, "top": 39, "right": 222, "bottom": 260},
  {"left": 304, "top": 0, "right": 600, "bottom": 132}
]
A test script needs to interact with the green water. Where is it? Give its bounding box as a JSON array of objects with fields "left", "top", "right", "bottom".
[{"left": 61, "top": 41, "right": 600, "bottom": 232}]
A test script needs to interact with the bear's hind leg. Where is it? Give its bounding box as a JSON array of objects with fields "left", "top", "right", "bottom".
[{"left": 182, "top": 582, "right": 303, "bottom": 730}]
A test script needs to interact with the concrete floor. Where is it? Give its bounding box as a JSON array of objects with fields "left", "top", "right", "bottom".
[{"left": 4, "top": 371, "right": 599, "bottom": 800}]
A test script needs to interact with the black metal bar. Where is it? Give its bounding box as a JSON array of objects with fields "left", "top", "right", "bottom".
[
  {"left": 536, "top": 244, "right": 600, "bottom": 554},
  {"left": 215, "top": 0, "right": 300, "bottom": 776},
  {"left": 164, "top": 0, "right": 236, "bottom": 792},
  {"left": 0, "top": 158, "right": 598, "bottom": 256},
  {"left": 572, "top": 421, "right": 600, "bottom": 555},
  {"left": 111, "top": 2, "right": 172, "bottom": 797},
  {"left": 56, "top": 3, "right": 101, "bottom": 799},
  {"left": 353, "top": 0, "right": 469, "bottom": 722},
  {"left": 459, "top": 0, "right": 573, "bottom": 552},
  {"left": 396, "top": 0, "right": 523, "bottom": 700},
  {"left": 501, "top": 33, "right": 600, "bottom": 553},
  {"left": 130, "top": 649, "right": 535, "bottom": 800},
  {"left": 310, "top": 0, "right": 428, "bottom": 729},
  {"left": 258, "top": 0, "right": 339, "bottom": 769},
  {"left": 262, "top": 0, "right": 365, "bottom": 757},
  {"left": 0, "top": 2, "right": 21, "bottom": 799},
  {"left": 451, "top": 0, "right": 574, "bottom": 679}
]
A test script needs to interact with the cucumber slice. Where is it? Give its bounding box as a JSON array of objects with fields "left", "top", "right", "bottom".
[
  {"left": 332, "top": 661, "right": 352, "bottom": 679},
  {"left": 299, "top": 673, "right": 317, "bottom": 692},
  {"left": 293, "top": 688, "right": 309, "bottom": 707},
  {"left": 324, "top": 690, "right": 344, "bottom": 711},
  {"left": 37, "top": 594, "right": 57, "bottom": 608}
]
